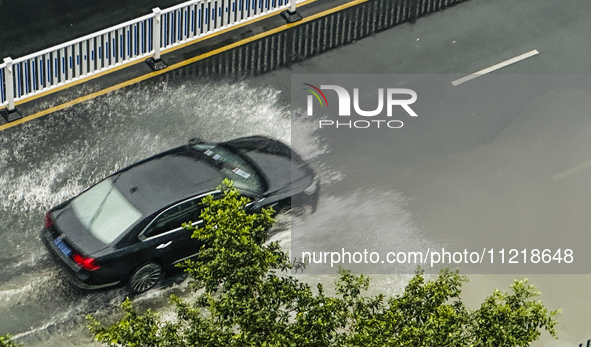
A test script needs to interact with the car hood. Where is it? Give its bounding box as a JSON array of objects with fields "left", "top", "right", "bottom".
[
  {"left": 246, "top": 151, "right": 312, "bottom": 194},
  {"left": 225, "top": 137, "right": 314, "bottom": 195}
]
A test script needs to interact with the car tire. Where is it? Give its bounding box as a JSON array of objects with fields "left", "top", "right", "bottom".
[{"left": 129, "top": 262, "right": 162, "bottom": 293}]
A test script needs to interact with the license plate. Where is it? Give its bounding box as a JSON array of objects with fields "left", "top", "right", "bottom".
[{"left": 54, "top": 237, "right": 72, "bottom": 257}]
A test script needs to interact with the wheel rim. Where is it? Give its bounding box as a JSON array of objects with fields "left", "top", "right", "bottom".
[{"left": 130, "top": 263, "right": 161, "bottom": 293}]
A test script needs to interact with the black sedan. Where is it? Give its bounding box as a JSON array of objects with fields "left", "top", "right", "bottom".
[{"left": 41, "top": 136, "right": 318, "bottom": 293}]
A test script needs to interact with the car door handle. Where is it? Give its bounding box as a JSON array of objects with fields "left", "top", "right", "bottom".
[{"left": 156, "top": 241, "right": 172, "bottom": 249}]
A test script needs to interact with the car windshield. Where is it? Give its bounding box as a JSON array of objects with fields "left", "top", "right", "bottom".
[
  {"left": 192, "top": 143, "right": 264, "bottom": 193},
  {"left": 71, "top": 178, "right": 142, "bottom": 244}
]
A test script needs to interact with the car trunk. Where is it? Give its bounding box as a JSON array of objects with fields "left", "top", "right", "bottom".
[{"left": 49, "top": 206, "right": 110, "bottom": 256}]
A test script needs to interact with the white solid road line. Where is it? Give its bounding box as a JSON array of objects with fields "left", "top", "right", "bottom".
[
  {"left": 552, "top": 159, "right": 591, "bottom": 181},
  {"left": 452, "top": 49, "right": 540, "bottom": 86}
]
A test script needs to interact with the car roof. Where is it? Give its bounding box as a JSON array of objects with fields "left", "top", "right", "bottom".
[{"left": 113, "top": 147, "right": 222, "bottom": 215}]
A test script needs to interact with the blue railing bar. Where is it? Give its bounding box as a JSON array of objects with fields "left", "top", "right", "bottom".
[{"left": 12, "top": 12, "right": 154, "bottom": 65}]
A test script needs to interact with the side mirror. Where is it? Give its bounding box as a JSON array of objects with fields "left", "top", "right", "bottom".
[{"left": 188, "top": 138, "right": 204, "bottom": 145}]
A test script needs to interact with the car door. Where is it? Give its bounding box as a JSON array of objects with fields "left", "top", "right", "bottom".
[{"left": 138, "top": 197, "right": 207, "bottom": 267}]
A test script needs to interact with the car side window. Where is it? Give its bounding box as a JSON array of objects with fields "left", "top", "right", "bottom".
[{"left": 143, "top": 199, "right": 202, "bottom": 239}]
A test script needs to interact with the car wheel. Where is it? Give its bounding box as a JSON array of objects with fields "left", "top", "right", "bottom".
[{"left": 129, "top": 262, "right": 162, "bottom": 293}]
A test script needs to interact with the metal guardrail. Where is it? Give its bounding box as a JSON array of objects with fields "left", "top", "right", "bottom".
[{"left": 0, "top": 0, "right": 301, "bottom": 114}]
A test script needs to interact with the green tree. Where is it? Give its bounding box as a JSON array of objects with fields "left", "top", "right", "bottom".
[
  {"left": 87, "top": 180, "right": 559, "bottom": 347},
  {"left": 0, "top": 335, "right": 22, "bottom": 347}
]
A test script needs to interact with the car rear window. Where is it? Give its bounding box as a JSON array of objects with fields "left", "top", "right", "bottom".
[{"left": 71, "top": 178, "right": 142, "bottom": 244}]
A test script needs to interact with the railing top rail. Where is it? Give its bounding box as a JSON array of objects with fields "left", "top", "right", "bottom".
[
  {"left": 13, "top": 12, "right": 154, "bottom": 64},
  {"left": 0, "top": 62, "right": 5, "bottom": 69},
  {"left": 161, "top": 0, "right": 202, "bottom": 14},
  {"left": 12, "top": 0, "right": 304, "bottom": 65},
  {"left": 161, "top": 0, "right": 297, "bottom": 15}
]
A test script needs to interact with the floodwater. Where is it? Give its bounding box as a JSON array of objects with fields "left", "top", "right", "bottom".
[
  {"left": 0, "top": 77, "right": 309, "bottom": 346},
  {"left": 248, "top": 40, "right": 591, "bottom": 347},
  {"left": 253, "top": 72, "right": 591, "bottom": 346},
  {"left": 0, "top": 70, "right": 441, "bottom": 345},
  {"left": 2, "top": 73, "right": 591, "bottom": 346}
]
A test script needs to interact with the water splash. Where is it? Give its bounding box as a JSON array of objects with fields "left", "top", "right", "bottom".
[
  {"left": 0, "top": 77, "right": 431, "bottom": 346},
  {"left": 0, "top": 79, "right": 322, "bottom": 345},
  {"left": 288, "top": 189, "right": 442, "bottom": 274}
]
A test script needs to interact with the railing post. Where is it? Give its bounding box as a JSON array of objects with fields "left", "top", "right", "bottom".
[
  {"left": 1, "top": 57, "right": 22, "bottom": 122},
  {"left": 153, "top": 8, "right": 162, "bottom": 61},
  {"left": 146, "top": 7, "right": 168, "bottom": 70},
  {"left": 4, "top": 58, "right": 15, "bottom": 111},
  {"left": 281, "top": 0, "right": 302, "bottom": 23}
]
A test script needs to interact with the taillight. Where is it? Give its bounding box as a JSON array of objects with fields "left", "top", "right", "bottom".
[
  {"left": 72, "top": 253, "right": 101, "bottom": 271},
  {"left": 44, "top": 211, "right": 53, "bottom": 228}
]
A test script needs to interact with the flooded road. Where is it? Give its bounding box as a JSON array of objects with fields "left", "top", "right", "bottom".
[
  {"left": 3, "top": 75, "right": 591, "bottom": 346},
  {"left": 3, "top": 0, "right": 591, "bottom": 346},
  {"left": 0, "top": 78, "right": 308, "bottom": 346}
]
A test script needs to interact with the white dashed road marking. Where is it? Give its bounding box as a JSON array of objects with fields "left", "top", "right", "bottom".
[
  {"left": 452, "top": 49, "right": 540, "bottom": 86},
  {"left": 552, "top": 159, "right": 591, "bottom": 181}
]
